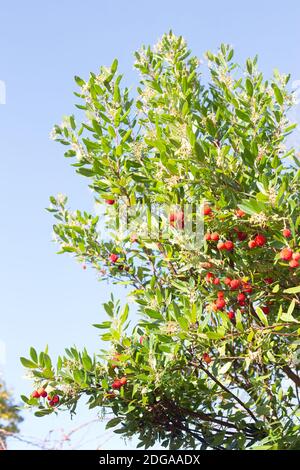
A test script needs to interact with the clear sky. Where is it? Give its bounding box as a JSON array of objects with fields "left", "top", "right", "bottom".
[{"left": 1, "top": 0, "right": 300, "bottom": 450}]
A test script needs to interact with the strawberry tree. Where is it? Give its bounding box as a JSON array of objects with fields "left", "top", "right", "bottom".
[{"left": 20, "top": 32, "right": 300, "bottom": 450}]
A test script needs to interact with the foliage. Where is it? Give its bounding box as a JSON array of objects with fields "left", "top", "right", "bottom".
[
  {"left": 21, "top": 32, "right": 300, "bottom": 450},
  {"left": 0, "top": 379, "right": 22, "bottom": 449}
]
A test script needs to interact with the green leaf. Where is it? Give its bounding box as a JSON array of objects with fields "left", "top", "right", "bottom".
[
  {"left": 272, "top": 83, "right": 283, "bottom": 105},
  {"left": 106, "top": 417, "right": 122, "bottom": 429},
  {"left": 256, "top": 307, "right": 268, "bottom": 326},
  {"left": 20, "top": 357, "right": 38, "bottom": 369},
  {"left": 82, "top": 355, "right": 93, "bottom": 372},
  {"left": 284, "top": 286, "right": 300, "bottom": 294},
  {"left": 30, "top": 347, "right": 38, "bottom": 364}
]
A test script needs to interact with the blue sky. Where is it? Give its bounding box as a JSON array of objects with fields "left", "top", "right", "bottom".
[{"left": 1, "top": 0, "right": 300, "bottom": 449}]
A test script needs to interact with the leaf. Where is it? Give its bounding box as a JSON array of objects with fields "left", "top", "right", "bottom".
[
  {"left": 284, "top": 286, "right": 300, "bottom": 294},
  {"left": 35, "top": 409, "right": 53, "bottom": 417},
  {"left": 20, "top": 357, "right": 38, "bottom": 369},
  {"left": 82, "top": 355, "right": 93, "bottom": 372},
  {"left": 30, "top": 347, "right": 38, "bottom": 364},
  {"left": 256, "top": 307, "right": 268, "bottom": 326},
  {"left": 272, "top": 83, "right": 283, "bottom": 105},
  {"left": 105, "top": 418, "right": 122, "bottom": 429},
  {"left": 245, "top": 78, "right": 253, "bottom": 96}
]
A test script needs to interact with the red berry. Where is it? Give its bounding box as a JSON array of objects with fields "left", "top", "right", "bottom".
[
  {"left": 112, "top": 380, "right": 122, "bottom": 390},
  {"left": 237, "top": 292, "right": 246, "bottom": 303},
  {"left": 215, "top": 298, "right": 226, "bottom": 310},
  {"left": 289, "top": 259, "right": 299, "bottom": 268},
  {"left": 217, "top": 290, "right": 225, "bottom": 298},
  {"left": 248, "top": 240, "right": 257, "bottom": 249},
  {"left": 202, "top": 353, "right": 212, "bottom": 364},
  {"left": 283, "top": 228, "right": 291, "bottom": 238},
  {"left": 280, "top": 247, "right": 293, "bottom": 261},
  {"left": 169, "top": 211, "right": 184, "bottom": 229},
  {"left": 292, "top": 252, "right": 300, "bottom": 261},
  {"left": 31, "top": 390, "right": 40, "bottom": 399},
  {"left": 224, "top": 277, "right": 232, "bottom": 285},
  {"left": 109, "top": 253, "right": 119, "bottom": 263},
  {"left": 119, "top": 377, "right": 127, "bottom": 386},
  {"left": 203, "top": 205, "right": 212, "bottom": 216},
  {"left": 261, "top": 306, "right": 270, "bottom": 315},
  {"left": 254, "top": 234, "right": 267, "bottom": 247},
  {"left": 230, "top": 279, "right": 240, "bottom": 290},
  {"left": 228, "top": 311, "right": 235, "bottom": 321},
  {"left": 49, "top": 395, "right": 59, "bottom": 406},
  {"left": 206, "top": 272, "right": 214, "bottom": 283},
  {"left": 37, "top": 388, "right": 47, "bottom": 398},
  {"left": 264, "top": 277, "right": 273, "bottom": 285},
  {"left": 204, "top": 232, "right": 212, "bottom": 241},
  {"left": 224, "top": 240, "right": 234, "bottom": 251},
  {"left": 105, "top": 199, "right": 115, "bottom": 205},
  {"left": 242, "top": 282, "right": 253, "bottom": 294},
  {"left": 52, "top": 395, "right": 59, "bottom": 404},
  {"left": 236, "top": 209, "right": 246, "bottom": 218},
  {"left": 237, "top": 231, "right": 247, "bottom": 241},
  {"left": 211, "top": 232, "right": 220, "bottom": 241},
  {"left": 217, "top": 241, "right": 226, "bottom": 250},
  {"left": 213, "top": 277, "right": 220, "bottom": 285}
]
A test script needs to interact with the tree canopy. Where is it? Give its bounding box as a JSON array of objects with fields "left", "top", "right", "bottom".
[{"left": 21, "top": 32, "right": 300, "bottom": 450}]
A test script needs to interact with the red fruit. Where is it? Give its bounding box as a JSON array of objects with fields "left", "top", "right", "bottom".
[
  {"left": 236, "top": 209, "right": 246, "bottom": 218},
  {"left": 292, "top": 252, "right": 300, "bottom": 261},
  {"left": 230, "top": 279, "right": 240, "bottom": 290},
  {"left": 237, "top": 293, "right": 246, "bottom": 303},
  {"left": 283, "top": 228, "right": 291, "bottom": 238},
  {"left": 228, "top": 311, "right": 235, "bottom": 321},
  {"left": 289, "top": 259, "right": 299, "bottom": 268},
  {"left": 280, "top": 247, "right": 293, "bottom": 261},
  {"left": 215, "top": 298, "right": 226, "bottom": 310},
  {"left": 119, "top": 377, "right": 127, "bottom": 386},
  {"left": 52, "top": 395, "right": 59, "bottom": 404},
  {"left": 112, "top": 380, "right": 122, "bottom": 390},
  {"left": 38, "top": 388, "right": 47, "bottom": 398},
  {"left": 203, "top": 205, "right": 212, "bottom": 216},
  {"left": 261, "top": 306, "right": 270, "bottom": 315},
  {"left": 224, "top": 240, "right": 234, "bottom": 251},
  {"left": 109, "top": 253, "right": 119, "bottom": 263},
  {"left": 202, "top": 353, "right": 212, "bottom": 364},
  {"left": 169, "top": 211, "right": 184, "bottom": 229},
  {"left": 224, "top": 277, "right": 232, "bottom": 286},
  {"left": 213, "top": 277, "right": 220, "bottom": 285},
  {"left": 217, "top": 241, "right": 226, "bottom": 250},
  {"left": 242, "top": 282, "right": 253, "bottom": 294},
  {"left": 49, "top": 395, "right": 59, "bottom": 406},
  {"left": 105, "top": 199, "right": 115, "bottom": 205},
  {"left": 248, "top": 240, "right": 257, "bottom": 249},
  {"left": 237, "top": 231, "right": 247, "bottom": 241},
  {"left": 254, "top": 234, "right": 267, "bottom": 247},
  {"left": 31, "top": 390, "right": 40, "bottom": 399},
  {"left": 204, "top": 232, "right": 212, "bottom": 241},
  {"left": 205, "top": 272, "right": 214, "bottom": 283},
  {"left": 211, "top": 232, "right": 220, "bottom": 241},
  {"left": 217, "top": 290, "right": 225, "bottom": 298},
  {"left": 264, "top": 277, "right": 273, "bottom": 285}
]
